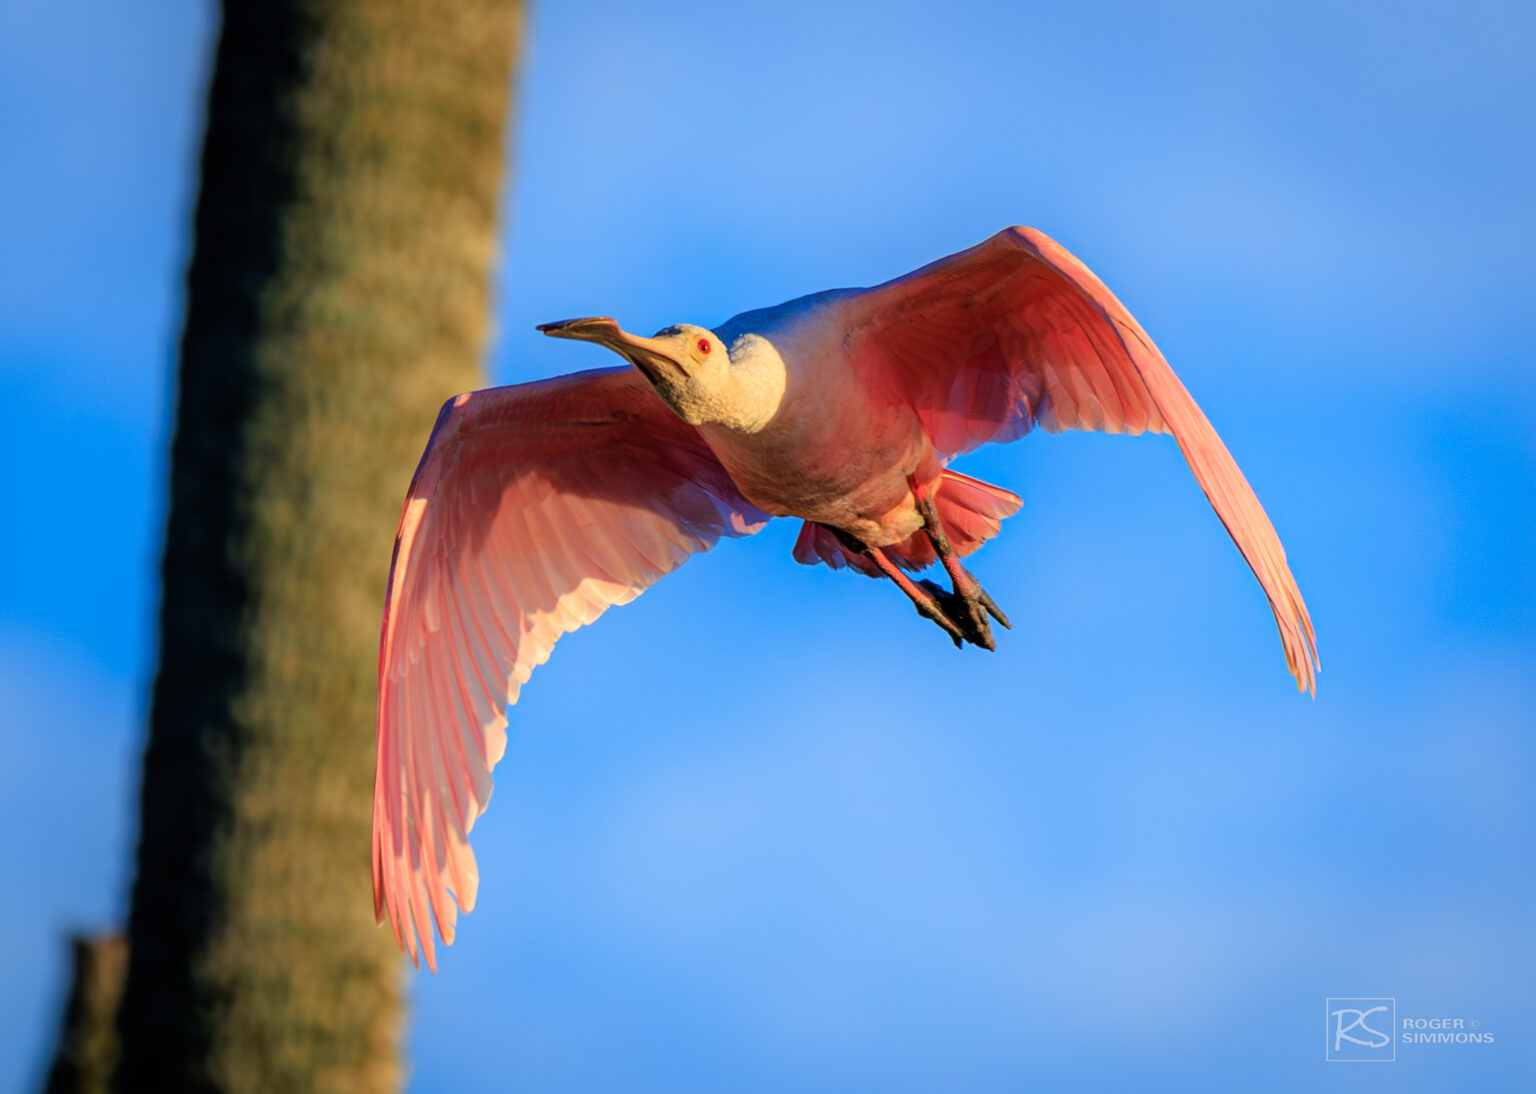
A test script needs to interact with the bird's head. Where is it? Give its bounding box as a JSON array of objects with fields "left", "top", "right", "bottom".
[{"left": 538, "top": 316, "right": 733, "bottom": 426}]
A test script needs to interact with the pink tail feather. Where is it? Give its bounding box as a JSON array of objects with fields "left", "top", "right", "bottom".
[{"left": 792, "top": 470, "right": 1021, "bottom": 576}]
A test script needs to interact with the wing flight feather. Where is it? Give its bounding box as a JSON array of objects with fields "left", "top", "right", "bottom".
[{"left": 373, "top": 367, "right": 767, "bottom": 968}]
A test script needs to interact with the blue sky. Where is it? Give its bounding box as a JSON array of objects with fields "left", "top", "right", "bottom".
[{"left": 2, "top": 1, "right": 1533, "bottom": 1091}]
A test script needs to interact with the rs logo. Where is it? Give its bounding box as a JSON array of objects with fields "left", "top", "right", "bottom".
[
  {"left": 1325, "top": 998, "right": 1397, "bottom": 1061},
  {"left": 1332, "top": 1005, "right": 1390, "bottom": 1049}
]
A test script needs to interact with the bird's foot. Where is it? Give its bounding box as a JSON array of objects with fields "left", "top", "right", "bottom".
[
  {"left": 919, "top": 579, "right": 1000, "bottom": 651},
  {"left": 856, "top": 538, "right": 1004, "bottom": 651},
  {"left": 906, "top": 473, "right": 1010, "bottom": 648},
  {"left": 950, "top": 569, "right": 1011, "bottom": 632}
]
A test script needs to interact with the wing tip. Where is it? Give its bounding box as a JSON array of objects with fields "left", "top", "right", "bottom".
[
  {"left": 1281, "top": 604, "right": 1321, "bottom": 698},
  {"left": 373, "top": 802, "right": 483, "bottom": 974}
]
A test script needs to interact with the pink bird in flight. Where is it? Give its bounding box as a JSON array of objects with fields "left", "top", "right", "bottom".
[{"left": 373, "top": 226, "right": 1319, "bottom": 968}]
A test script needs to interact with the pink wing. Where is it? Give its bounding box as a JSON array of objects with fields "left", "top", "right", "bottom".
[
  {"left": 374, "top": 367, "right": 768, "bottom": 968},
  {"left": 845, "top": 226, "right": 1318, "bottom": 693}
]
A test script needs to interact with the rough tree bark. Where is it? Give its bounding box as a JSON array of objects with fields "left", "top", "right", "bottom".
[{"left": 113, "top": 2, "right": 521, "bottom": 1090}]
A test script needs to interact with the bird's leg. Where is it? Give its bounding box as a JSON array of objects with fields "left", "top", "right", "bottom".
[
  {"left": 909, "top": 476, "right": 1011, "bottom": 646},
  {"left": 829, "top": 526, "right": 967, "bottom": 648}
]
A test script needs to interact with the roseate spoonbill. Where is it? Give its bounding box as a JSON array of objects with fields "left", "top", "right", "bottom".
[{"left": 373, "top": 226, "right": 1318, "bottom": 967}]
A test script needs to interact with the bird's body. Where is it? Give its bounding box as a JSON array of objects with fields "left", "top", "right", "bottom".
[
  {"left": 700, "top": 293, "right": 931, "bottom": 545},
  {"left": 373, "top": 227, "right": 1320, "bottom": 969}
]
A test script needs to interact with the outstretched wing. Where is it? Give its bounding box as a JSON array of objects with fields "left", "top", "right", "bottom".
[
  {"left": 844, "top": 226, "right": 1318, "bottom": 693},
  {"left": 374, "top": 366, "right": 768, "bottom": 968}
]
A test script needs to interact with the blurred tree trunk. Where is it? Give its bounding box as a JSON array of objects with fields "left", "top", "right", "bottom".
[
  {"left": 113, "top": 2, "right": 521, "bottom": 1091},
  {"left": 41, "top": 935, "right": 127, "bottom": 1094}
]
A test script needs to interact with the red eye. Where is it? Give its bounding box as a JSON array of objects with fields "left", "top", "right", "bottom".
[{"left": 696, "top": 337, "right": 711, "bottom": 355}]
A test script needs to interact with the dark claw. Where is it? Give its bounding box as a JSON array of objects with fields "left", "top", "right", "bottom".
[
  {"left": 966, "top": 608, "right": 997, "bottom": 651},
  {"left": 977, "top": 588, "right": 1011, "bottom": 629}
]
